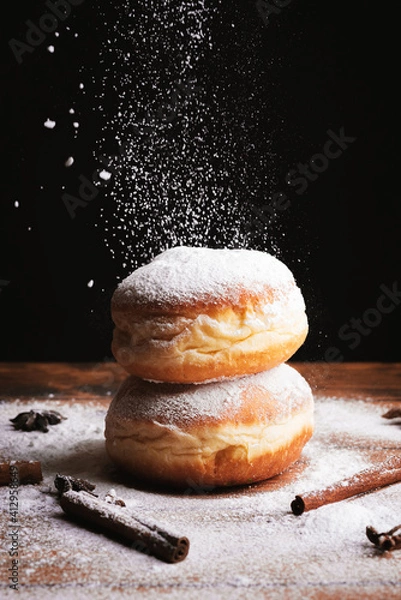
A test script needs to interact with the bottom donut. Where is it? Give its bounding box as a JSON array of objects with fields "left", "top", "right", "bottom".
[{"left": 104, "top": 363, "right": 314, "bottom": 489}]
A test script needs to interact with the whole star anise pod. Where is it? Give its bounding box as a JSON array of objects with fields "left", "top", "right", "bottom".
[{"left": 10, "top": 410, "right": 66, "bottom": 432}]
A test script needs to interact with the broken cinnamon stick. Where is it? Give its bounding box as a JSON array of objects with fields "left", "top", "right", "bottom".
[
  {"left": 382, "top": 408, "right": 401, "bottom": 420},
  {"left": 0, "top": 461, "right": 43, "bottom": 485},
  {"left": 59, "top": 489, "right": 189, "bottom": 563},
  {"left": 291, "top": 455, "right": 401, "bottom": 515}
]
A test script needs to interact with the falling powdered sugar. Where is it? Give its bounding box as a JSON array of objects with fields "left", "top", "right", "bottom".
[{"left": 88, "top": 1, "right": 283, "bottom": 276}]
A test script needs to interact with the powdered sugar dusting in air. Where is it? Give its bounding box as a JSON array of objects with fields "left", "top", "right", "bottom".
[
  {"left": 43, "top": 118, "right": 56, "bottom": 129},
  {"left": 91, "top": 1, "right": 283, "bottom": 276}
]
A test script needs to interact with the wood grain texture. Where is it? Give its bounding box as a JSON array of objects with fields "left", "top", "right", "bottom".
[
  {"left": 1, "top": 361, "right": 400, "bottom": 401},
  {"left": 0, "top": 362, "right": 401, "bottom": 599}
]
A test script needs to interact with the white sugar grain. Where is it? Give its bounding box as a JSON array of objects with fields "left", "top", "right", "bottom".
[{"left": 99, "top": 170, "right": 112, "bottom": 181}]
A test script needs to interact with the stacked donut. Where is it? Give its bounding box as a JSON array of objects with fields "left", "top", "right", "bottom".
[{"left": 105, "top": 246, "right": 313, "bottom": 489}]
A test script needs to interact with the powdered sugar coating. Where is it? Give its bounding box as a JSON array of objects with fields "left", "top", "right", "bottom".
[
  {"left": 113, "top": 246, "right": 304, "bottom": 310},
  {"left": 107, "top": 363, "right": 312, "bottom": 427},
  {"left": 1, "top": 392, "right": 400, "bottom": 598}
]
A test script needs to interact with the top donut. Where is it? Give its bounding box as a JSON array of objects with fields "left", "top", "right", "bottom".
[{"left": 111, "top": 246, "right": 308, "bottom": 383}]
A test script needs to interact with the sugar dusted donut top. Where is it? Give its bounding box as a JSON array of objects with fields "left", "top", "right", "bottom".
[
  {"left": 112, "top": 246, "right": 304, "bottom": 311},
  {"left": 107, "top": 363, "right": 313, "bottom": 428}
]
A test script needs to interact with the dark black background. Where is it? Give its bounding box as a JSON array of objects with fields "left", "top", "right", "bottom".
[{"left": 0, "top": 0, "right": 399, "bottom": 363}]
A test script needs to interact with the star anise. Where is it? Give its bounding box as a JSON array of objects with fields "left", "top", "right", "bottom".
[
  {"left": 10, "top": 410, "right": 66, "bottom": 432},
  {"left": 366, "top": 524, "right": 401, "bottom": 551}
]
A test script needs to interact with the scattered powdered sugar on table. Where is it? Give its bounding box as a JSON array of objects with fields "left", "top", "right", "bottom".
[
  {"left": 313, "top": 395, "right": 398, "bottom": 441},
  {"left": 1, "top": 393, "right": 401, "bottom": 598}
]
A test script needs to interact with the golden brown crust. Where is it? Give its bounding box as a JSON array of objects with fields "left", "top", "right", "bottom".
[
  {"left": 104, "top": 364, "right": 314, "bottom": 489},
  {"left": 110, "top": 247, "right": 308, "bottom": 382},
  {"left": 111, "top": 285, "right": 281, "bottom": 315},
  {"left": 105, "top": 424, "right": 313, "bottom": 489},
  {"left": 111, "top": 300, "right": 308, "bottom": 383}
]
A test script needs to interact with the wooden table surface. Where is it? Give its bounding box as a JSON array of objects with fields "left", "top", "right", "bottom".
[
  {"left": 1, "top": 362, "right": 401, "bottom": 599},
  {"left": 0, "top": 361, "right": 400, "bottom": 403}
]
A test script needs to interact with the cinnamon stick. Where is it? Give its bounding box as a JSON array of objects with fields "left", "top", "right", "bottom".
[
  {"left": 0, "top": 461, "right": 43, "bottom": 485},
  {"left": 291, "top": 455, "right": 401, "bottom": 515},
  {"left": 382, "top": 408, "right": 401, "bottom": 420},
  {"left": 59, "top": 490, "right": 189, "bottom": 563}
]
